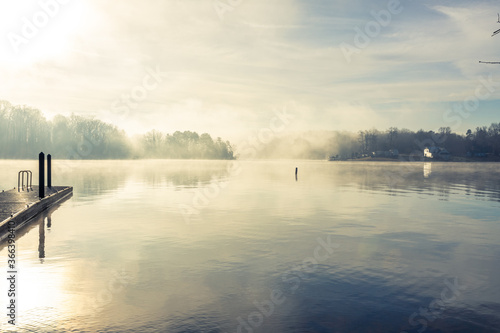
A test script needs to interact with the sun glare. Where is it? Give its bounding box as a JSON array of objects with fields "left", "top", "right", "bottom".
[{"left": 0, "top": 0, "right": 89, "bottom": 68}]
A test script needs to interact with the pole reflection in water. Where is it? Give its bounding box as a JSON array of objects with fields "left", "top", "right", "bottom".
[
  {"left": 38, "top": 217, "right": 46, "bottom": 262},
  {"left": 34, "top": 199, "right": 67, "bottom": 263}
]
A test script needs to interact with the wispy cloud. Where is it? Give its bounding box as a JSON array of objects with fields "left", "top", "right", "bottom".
[{"left": 1, "top": 0, "right": 499, "bottom": 138}]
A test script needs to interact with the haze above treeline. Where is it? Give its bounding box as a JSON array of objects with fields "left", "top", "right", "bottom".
[{"left": 1, "top": 100, "right": 499, "bottom": 160}]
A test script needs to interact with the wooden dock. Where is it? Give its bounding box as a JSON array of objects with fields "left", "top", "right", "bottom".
[{"left": 0, "top": 186, "right": 73, "bottom": 240}]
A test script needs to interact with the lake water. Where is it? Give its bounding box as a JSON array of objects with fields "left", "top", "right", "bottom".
[{"left": 1, "top": 160, "right": 499, "bottom": 333}]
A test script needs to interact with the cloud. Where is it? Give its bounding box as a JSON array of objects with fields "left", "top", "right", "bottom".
[{"left": 1, "top": 0, "right": 499, "bottom": 139}]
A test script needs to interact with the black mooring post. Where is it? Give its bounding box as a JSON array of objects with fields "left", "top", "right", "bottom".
[
  {"left": 47, "top": 154, "right": 52, "bottom": 188},
  {"left": 39, "top": 152, "right": 45, "bottom": 198}
]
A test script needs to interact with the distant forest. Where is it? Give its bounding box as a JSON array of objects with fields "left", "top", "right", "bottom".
[
  {"left": 254, "top": 125, "right": 500, "bottom": 160},
  {"left": 1, "top": 100, "right": 499, "bottom": 161},
  {"left": 344, "top": 125, "right": 500, "bottom": 159},
  {"left": 0, "top": 101, "right": 234, "bottom": 160}
]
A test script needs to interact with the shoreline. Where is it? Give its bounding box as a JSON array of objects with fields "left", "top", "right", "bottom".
[{"left": 329, "top": 156, "right": 500, "bottom": 162}]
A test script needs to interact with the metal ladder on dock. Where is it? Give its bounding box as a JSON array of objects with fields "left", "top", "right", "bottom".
[{"left": 18, "top": 170, "right": 33, "bottom": 192}]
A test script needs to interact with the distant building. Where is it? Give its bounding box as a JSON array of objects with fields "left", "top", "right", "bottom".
[{"left": 424, "top": 147, "right": 450, "bottom": 160}]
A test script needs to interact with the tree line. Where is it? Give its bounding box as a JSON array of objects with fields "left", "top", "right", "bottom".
[
  {"left": 251, "top": 125, "right": 500, "bottom": 160},
  {"left": 0, "top": 100, "right": 234, "bottom": 160},
  {"left": 1, "top": 100, "right": 498, "bottom": 160},
  {"left": 348, "top": 125, "right": 500, "bottom": 159}
]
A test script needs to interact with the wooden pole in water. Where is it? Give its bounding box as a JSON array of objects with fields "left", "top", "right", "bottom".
[
  {"left": 39, "top": 152, "right": 45, "bottom": 198},
  {"left": 295, "top": 167, "right": 298, "bottom": 181},
  {"left": 47, "top": 154, "right": 52, "bottom": 188}
]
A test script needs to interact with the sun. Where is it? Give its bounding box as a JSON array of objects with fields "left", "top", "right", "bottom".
[{"left": 0, "top": 0, "right": 90, "bottom": 68}]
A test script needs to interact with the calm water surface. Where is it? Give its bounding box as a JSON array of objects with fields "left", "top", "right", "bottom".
[{"left": 0, "top": 160, "right": 499, "bottom": 332}]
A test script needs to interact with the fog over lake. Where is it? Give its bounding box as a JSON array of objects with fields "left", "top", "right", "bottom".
[{"left": 1, "top": 160, "right": 499, "bottom": 332}]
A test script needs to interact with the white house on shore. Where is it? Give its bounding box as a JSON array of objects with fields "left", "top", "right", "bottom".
[{"left": 424, "top": 147, "right": 450, "bottom": 160}]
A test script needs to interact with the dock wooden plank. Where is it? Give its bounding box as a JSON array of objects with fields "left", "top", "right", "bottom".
[{"left": 0, "top": 186, "right": 73, "bottom": 238}]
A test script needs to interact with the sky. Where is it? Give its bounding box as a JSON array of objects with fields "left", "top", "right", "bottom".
[{"left": 0, "top": 0, "right": 500, "bottom": 141}]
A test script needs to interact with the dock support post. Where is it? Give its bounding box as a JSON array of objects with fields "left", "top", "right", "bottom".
[
  {"left": 47, "top": 154, "right": 52, "bottom": 188},
  {"left": 39, "top": 152, "right": 45, "bottom": 198}
]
